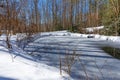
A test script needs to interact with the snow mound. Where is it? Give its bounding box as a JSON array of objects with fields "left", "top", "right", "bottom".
[{"left": 85, "top": 26, "right": 104, "bottom": 32}]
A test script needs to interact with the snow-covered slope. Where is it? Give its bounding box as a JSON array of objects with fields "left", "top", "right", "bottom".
[
  {"left": 0, "top": 43, "right": 69, "bottom": 80},
  {"left": 0, "top": 31, "right": 120, "bottom": 80}
]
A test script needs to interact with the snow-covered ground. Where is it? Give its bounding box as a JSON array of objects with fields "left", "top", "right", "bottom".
[
  {"left": 0, "top": 36, "right": 70, "bottom": 80},
  {"left": 85, "top": 26, "right": 104, "bottom": 32},
  {"left": 24, "top": 31, "right": 120, "bottom": 80},
  {"left": 0, "top": 31, "right": 120, "bottom": 80},
  {"left": 70, "top": 32, "right": 120, "bottom": 43}
]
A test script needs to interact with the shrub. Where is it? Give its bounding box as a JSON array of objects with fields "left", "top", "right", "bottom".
[{"left": 102, "top": 46, "right": 120, "bottom": 59}]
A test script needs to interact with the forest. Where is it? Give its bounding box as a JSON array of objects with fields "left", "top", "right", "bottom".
[
  {"left": 0, "top": 0, "right": 119, "bottom": 35},
  {"left": 0, "top": 0, "right": 120, "bottom": 80}
]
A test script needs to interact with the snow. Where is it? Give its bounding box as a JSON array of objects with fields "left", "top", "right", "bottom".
[
  {"left": 70, "top": 32, "right": 120, "bottom": 43},
  {"left": 85, "top": 26, "right": 104, "bottom": 32},
  {"left": 24, "top": 31, "right": 120, "bottom": 80},
  {"left": 0, "top": 41, "right": 70, "bottom": 80},
  {"left": 99, "top": 35, "right": 120, "bottom": 42},
  {"left": 0, "top": 30, "right": 120, "bottom": 80},
  {"left": 93, "top": 34, "right": 120, "bottom": 43}
]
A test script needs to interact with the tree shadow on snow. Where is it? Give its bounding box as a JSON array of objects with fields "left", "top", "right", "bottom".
[{"left": 0, "top": 76, "right": 17, "bottom": 80}]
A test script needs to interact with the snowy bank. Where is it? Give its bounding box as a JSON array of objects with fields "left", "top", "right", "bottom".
[
  {"left": 39, "top": 30, "right": 120, "bottom": 43},
  {"left": 0, "top": 34, "right": 71, "bottom": 80},
  {"left": 85, "top": 26, "right": 104, "bottom": 32}
]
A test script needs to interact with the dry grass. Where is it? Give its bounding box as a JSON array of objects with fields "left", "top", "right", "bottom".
[{"left": 102, "top": 46, "right": 120, "bottom": 59}]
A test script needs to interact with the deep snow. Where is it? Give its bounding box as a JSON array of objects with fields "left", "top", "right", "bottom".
[
  {"left": 0, "top": 35, "right": 70, "bottom": 80},
  {"left": 0, "top": 31, "right": 120, "bottom": 80},
  {"left": 24, "top": 31, "right": 120, "bottom": 80}
]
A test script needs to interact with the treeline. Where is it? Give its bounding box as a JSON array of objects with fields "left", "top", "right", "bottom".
[
  {"left": 101, "top": 0, "right": 120, "bottom": 36},
  {"left": 0, "top": 0, "right": 120, "bottom": 35}
]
